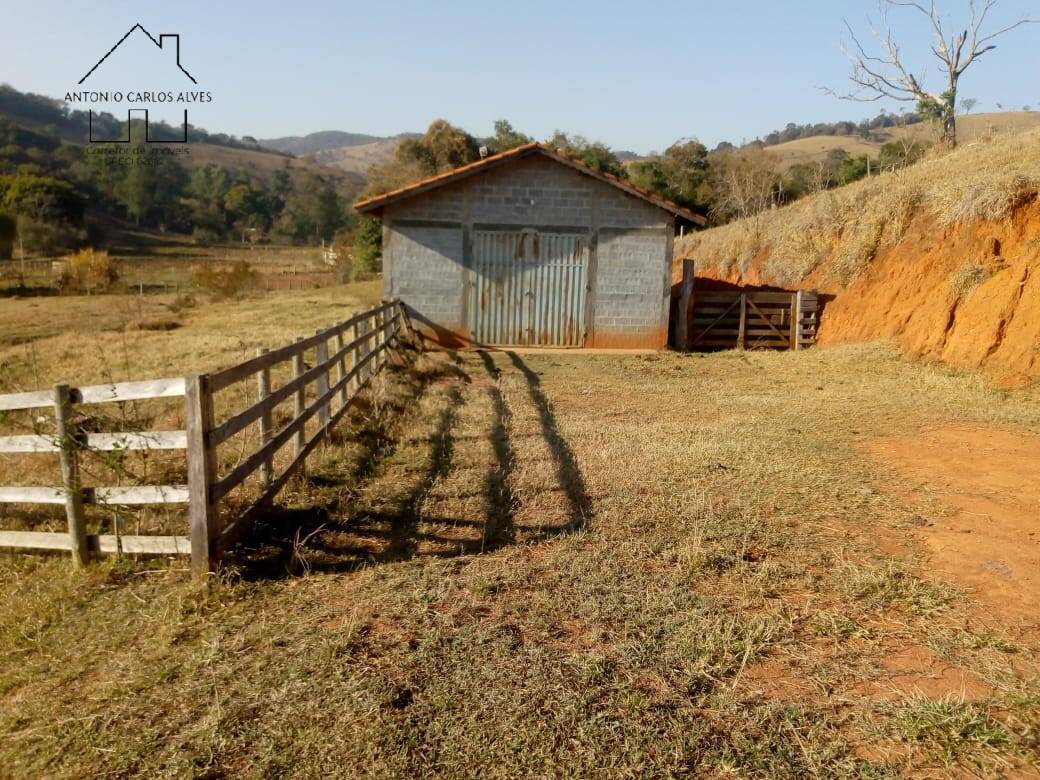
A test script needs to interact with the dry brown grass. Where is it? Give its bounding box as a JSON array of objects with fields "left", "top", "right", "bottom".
[
  {"left": 681, "top": 127, "right": 1040, "bottom": 289},
  {"left": 1, "top": 342, "right": 1039, "bottom": 777},
  {"left": 765, "top": 111, "right": 1040, "bottom": 168}
]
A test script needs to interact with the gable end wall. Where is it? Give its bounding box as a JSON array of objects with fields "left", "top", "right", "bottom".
[{"left": 382, "top": 155, "right": 673, "bottom": 348}]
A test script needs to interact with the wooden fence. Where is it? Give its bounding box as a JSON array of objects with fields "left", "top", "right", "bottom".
[
  {"left": 0, "top": 299, "right": 412, "bottom": 575},
  {"left": 674, "top": 259, "right": 819, "bottom": 351}
]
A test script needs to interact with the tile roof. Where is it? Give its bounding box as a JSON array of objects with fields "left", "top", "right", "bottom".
[{"left": 352, "top": 142, "right": 706, "bottom": 225}]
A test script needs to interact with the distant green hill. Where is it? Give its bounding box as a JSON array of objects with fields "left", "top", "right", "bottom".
[{"left": 259, "top": 131, "right": 419, "bottom": 156}]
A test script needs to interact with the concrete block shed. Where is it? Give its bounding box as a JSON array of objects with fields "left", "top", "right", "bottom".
[{"left": 353, "top": 143, "right": 705, "bottom": 349}]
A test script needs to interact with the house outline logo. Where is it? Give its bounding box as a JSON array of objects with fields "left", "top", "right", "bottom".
[
  {"left": 79, "top": 23, "right": 199, "bottom": 143},
  {"left": 80, "top": 23, "right": 197, "bottom": 85}
]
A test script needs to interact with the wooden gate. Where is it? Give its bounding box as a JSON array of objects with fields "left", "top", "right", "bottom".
[
  {"left": 687, "top": 290, "right": 818, "bottom": 350},
  {"left": 470, "top": 230, "right": 588, "bottom": 347}
]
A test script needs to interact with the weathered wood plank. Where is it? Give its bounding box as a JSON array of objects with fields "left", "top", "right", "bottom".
[
  {"left": 0, "top": 532, "right": 190, "bottom": 555},
  {"left": 93, "top": 485, "right": 189, "bottom": 505},
  {"left": 93, "top": 535, "right": 191, "bottom": 555},
  {"left": 0, "top": 486, "right": 66, "bottom": 504},
  {"left": 0, "top": 389, "right": 52, "bottom": 412},
  {"left": 76, "top": 378, "right": 185, "bottom": 405},
  {"left": 0, "top": 530, "right": 71, "bottom": 550},
  {"left": 85, "top": 431, "right": 188, "bottom": 451},
  {"left": 0, "top": 435, "right": 59, "bottom": 453}
]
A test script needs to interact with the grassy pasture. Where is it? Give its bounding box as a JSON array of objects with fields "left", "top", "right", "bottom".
[
  {"left": 0, "top": 231, "right": 334, "bottom": 297},
  {"left": 1, "top": 299, "right": 1039, "bottom": 776}
]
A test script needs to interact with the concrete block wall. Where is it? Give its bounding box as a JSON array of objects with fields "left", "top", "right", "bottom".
[
  {"left": 382, "top": 153, "right": 674, "bottom": 348},
  {"left": 595, "top": 230, "right": 671, "bottom": 335},
  {"left": 384, "top": 224, "right": 464, "bottom": 338}
]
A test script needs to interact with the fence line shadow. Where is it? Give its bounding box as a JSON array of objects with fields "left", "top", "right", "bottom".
[
  {"left": 504, "top": 351, "right": 593, "bottom": 535},
  {"left": 477, "top": 351, "right": 517, "bottom": 549},
  {"left": 227, "top": 354, "right": 470, "bottom": 579}
]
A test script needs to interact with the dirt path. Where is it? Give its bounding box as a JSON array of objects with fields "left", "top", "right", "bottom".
[{"left": 866, "top": 425, "right": 1040, "bottom": 628}]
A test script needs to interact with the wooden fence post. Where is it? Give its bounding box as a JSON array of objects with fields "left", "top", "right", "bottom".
[
  {"left": 54, "top": 384, "right": 87, "bottom": 567},
  {"left": 334, "top": 328, "right": 347, "bottom": 411},
  {"left": 737, "top": 293, "right": 747, "bottom": 351},
  {"left": 292, "top": 338, "right": 306, "bottom": 465},
  {"left": 359, "top": 318, "right": 371, "bottom": 384},
  {"left": 676, "top": 259, "right": 694, "bottom": 351},
  {"left": 315, "top": 329, "right": 330, "bottom": 431},
  {"left": 792, "top": 291, "right": 803, "bottom": 351},
  {"left": 349, "top": 321, "right": 359, "bottom": 395},
  {"left": 374, "top": 309, "right": 385, "bottom": 371},
  {"left": 185, "top": 374, "right": 217, "bottom": 576},
  {"left": 256, "top": 348, "right": 272, "bottom": 486}
]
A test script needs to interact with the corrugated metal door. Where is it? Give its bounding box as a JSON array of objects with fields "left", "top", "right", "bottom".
[{"left": 470, "top": 230, "right": 588, "bottom": 346}]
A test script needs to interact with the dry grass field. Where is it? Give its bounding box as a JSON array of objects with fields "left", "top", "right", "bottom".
[{"left": 1, "top": 296, "right": 1039, "bottom": 776}]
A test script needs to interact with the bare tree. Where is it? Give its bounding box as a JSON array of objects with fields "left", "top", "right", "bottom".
[
  {"left": 960, "top": 97, "right": 979, "bottom": 113},
  {"left": 831, "top": 1, "right": 1035, "bottom": 147}
]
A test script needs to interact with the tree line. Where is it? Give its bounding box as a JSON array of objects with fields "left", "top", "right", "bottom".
[{"left": 0, "top": 117, "right": 351, "bottom": 259}]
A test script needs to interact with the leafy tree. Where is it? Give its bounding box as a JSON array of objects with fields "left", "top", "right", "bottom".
[
  {"left": 224, "top": 183, "right": 271, "bottom": 231},
  {"left": 629, "top": 139, "right": 711, "bottom": 212},
  {"left": 544, "top": 131, "right": 626, "bottom": 177},
  {"left": 279, "top": 175, "right": 347, "bottom": 244},
  {"left": 112, "top": 141, "right": 189, "bottom": 227},
  {"left": 0, "top": 173, "right": 86, "bottom": 253},
  {"left": 490, "top": 119, "right": 531, "bottom": 153},
  {"left": 352, "top": 216, "right": 383, "bottom": 275}
]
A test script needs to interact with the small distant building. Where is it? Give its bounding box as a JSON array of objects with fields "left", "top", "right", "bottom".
[{"left": 353, "top": 143, "right": 704, "bottom": 349}]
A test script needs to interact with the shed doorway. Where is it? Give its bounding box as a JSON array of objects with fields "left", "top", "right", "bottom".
[{"left": 470, "top": 230, "right": 589, "bottom": 347}]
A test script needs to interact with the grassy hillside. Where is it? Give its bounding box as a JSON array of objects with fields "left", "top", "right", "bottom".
[
  {"left": 258, "top": 131, "right": 389, "bottom": 155},
  {"left": 309, "top": 137, "right": 404, "bottom": 177},
  {"left": 678, "top": 127, "right": 1040, "bottom": 382},
  {"left": 767, "top": 112, "right": 1040, "bottom": 168},
  {"left": 186, "top": 142, "right": 365, "bottom": 197}
]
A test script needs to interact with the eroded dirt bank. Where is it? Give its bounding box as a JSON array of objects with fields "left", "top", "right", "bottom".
[{"left": 684, "top": 200, "right": 1040, "bottom": 384}]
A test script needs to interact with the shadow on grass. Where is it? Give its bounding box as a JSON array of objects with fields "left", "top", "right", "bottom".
[
  {"left": 505, "top": 351, "right": 593, "bottom": 535},
  {"left": 227, "top": 347, "right": 591, "bottom": 579},
  {"left": 477, "top": 351, "right": 517, "bottom": 550},
  {"left": 227, "top": 352, "right": 470, "bottom": 579}
]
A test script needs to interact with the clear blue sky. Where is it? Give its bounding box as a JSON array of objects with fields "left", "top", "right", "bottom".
[{"left": 3, "top": 0, "right": 1038, "bottom": 152}]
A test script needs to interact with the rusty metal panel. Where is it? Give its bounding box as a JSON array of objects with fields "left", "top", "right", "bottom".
[{"left": 470, "top": 230, "right": 588, "bottom": 347}]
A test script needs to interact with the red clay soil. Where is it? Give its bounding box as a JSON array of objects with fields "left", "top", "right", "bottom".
[
  {"left": 866, "top": 425, "right": 1040, "bottom": 630},
  {"left": 690, "top": 200, "right": 1040, "bottom": 385}
]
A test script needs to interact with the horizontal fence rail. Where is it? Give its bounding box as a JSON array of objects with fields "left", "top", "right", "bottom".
[{"left": 0, "top": 299, "right": 414, "bottom": 574}]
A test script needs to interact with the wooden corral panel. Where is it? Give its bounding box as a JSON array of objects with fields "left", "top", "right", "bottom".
[{"left": 687, "top": 290, "right": 818, "bottom": 351}]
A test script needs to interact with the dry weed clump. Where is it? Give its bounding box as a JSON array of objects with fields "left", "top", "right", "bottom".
[
  {"left": 948, "top": 261, "right": 991, "bottom": 299},
  {"left": 56, "top": 248, "right": 118, "bottom": 294},
  {"left": 682, "top": 128, "right": 1040, "bottom": 288}
]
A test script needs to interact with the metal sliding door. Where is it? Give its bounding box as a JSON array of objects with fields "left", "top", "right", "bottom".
[{"left": 470, "top": 230, "right": 588, "bottom": 346}]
